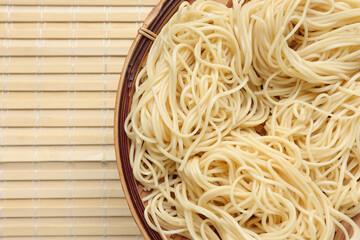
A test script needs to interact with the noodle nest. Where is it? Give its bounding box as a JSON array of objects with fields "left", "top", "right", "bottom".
[{"left": 124, "top": 0, "right": 360, "bottom": 239}]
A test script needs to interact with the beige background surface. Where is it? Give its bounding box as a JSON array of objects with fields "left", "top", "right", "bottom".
[{"left": 0, "top": 0, "right": 157, "bottom": 238}]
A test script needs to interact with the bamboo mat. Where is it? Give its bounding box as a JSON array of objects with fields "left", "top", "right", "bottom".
[{"left": 0, "top": 0, "right": 157, "bottom": 238}]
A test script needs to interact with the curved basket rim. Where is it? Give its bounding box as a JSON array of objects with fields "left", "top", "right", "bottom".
[{"left": 114, "top": 0, "right": 186, "bottom": 239}]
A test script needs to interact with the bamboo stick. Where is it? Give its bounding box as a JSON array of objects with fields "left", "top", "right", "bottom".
[
  {"left": 2, "top": 110, "right": 114, "bottom": 127},
  {"left": 0, "top": 145, "right": 116, "bottom": 162},
  {"left": 0, "top": 6, "right": 152, "bottom": 22},
  {"left": 0, "top": 0, "right": 158, "bottom": 6},
  {"left": 1, "top": 39, "right": 132, "bottom": 56},
  {"left": 0, "top": 23, "right": 138, "bottom": 39},
  {"left": 1, "top": 180, "right": 124, "bottom": 199},
  {"left": 1, "top": 56, "right": 125, "bottom": 74},
  {"left": 1, "top": 223, "right": 140, "bottom": 236},
  {"left": 1, "top": 198, "right": 132, "bottom": 217},
  {"left": 1, "top": 74, "right": 119, "bottom": 92},
  {"left": 3, "top": 237, "right": 143, "bottom": 240},
  {"left": 0, "top": 91, "right": 116, "bottom": 109},
  {"left": 0, "top": 127, "right": 114, "bottom": 145}
]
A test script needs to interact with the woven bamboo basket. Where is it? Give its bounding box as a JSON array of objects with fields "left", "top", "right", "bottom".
[{"left": 114, "top": 0, "right": 360, "bottom": 239}]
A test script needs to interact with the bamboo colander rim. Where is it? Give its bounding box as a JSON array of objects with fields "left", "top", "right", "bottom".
[{"left": 114, "top": 0, "right": 185, "bottom": 239}]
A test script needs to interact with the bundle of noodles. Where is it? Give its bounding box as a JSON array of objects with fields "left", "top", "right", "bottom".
[{"left": 125, "top": 0, "right": 360, "bottom": 239}]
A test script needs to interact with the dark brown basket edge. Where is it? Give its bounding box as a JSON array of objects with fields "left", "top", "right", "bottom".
[{"left": 114, "top": 1, "right": 185, "bottom": 240}]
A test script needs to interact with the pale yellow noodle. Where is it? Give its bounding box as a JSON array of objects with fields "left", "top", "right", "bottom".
[{"left": 124, "top": 0, "right": 360, "bottom": 239}]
